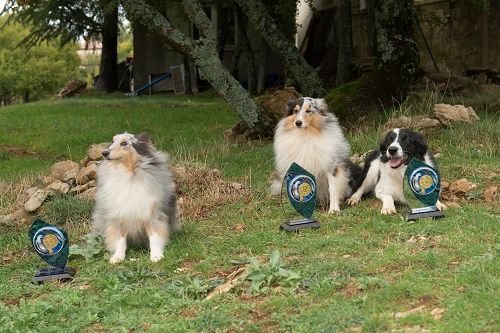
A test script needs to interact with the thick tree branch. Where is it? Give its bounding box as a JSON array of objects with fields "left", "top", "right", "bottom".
[
  {"left": 122, "top": 0, "right": 194, "bottom": 58},
  {"left": 182, "top": 0, "right": 216, "bottom": 40},
  {"left": 235, "top": 0, "right": 326, "bottom": 97},
  {"left": 122, "top": 0, "right": 276, "bottom": 136}
]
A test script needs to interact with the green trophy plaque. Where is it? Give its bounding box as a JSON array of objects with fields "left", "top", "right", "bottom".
[
  {"left": 404, "top": 158, "right": 444, "bottom": 221},
  {"left": 280, "top": 162, "right": 320, "bottom": 232},
  {"left": 29, "top": 218, "right": 75, "bottom": 283}
]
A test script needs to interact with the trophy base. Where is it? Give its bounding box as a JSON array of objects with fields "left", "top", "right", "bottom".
[
  {"left": 406, "top": 207, "right": 444, "bottom": 221},
  {"left": 280, "top": 218, "right": 320, "bottom": 232},
  {"left": 32, "top": 266, "right": 75, "bottom": 284}
]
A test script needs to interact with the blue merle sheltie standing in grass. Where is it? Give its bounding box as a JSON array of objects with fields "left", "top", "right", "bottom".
[{"left": 92, "top": 132, "right": 180, "bottom": 264}]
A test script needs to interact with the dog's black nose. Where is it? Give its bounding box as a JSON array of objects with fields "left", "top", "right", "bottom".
[
  {"left": 102, "top": 150, "right": 110, "bottom": 158},
  {"left": 295, "top": 120, "right": 303, "bottom": 127},
  {"left": 388, "top": 147, "right": 398, "bottom": 155}
]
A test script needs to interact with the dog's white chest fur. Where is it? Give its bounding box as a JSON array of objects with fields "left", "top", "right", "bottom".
[
  {"left": 95, "top": 163, "right": 160, "bottom": 232},
  {"left": 274, "top": 127, "right": 348, "bottom": 201},
  {"left": 375, "top": 163, "right": 407, "bottom": 203},
  {"left": 275, "top": 121, "right": 348, "bottom": 169}
]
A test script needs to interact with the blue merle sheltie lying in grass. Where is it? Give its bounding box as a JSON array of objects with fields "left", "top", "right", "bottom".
[
  {"left": 347, "top": 128, "right": 447, "bottom": 215},
  {"left": 92, "top": 133, "right": 180, "bottom": 264}
]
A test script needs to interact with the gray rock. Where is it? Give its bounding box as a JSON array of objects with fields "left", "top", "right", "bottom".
[
  {"left": 433, "top": 104, "right": 479, "bottom": 126},
  {"left": 51, "top": 160, "right": 79, "bottom": 181},
  {"left": 46, "top": 180, "right": 70, "bottom": 194},
  {"left": 42, "top": 175, "right": 57, "bottom": 185},
  {"left": 24, "top": 189, "right": 51, "bottom": 212},
  {"left": 69, "top": 180, "right": 96, "bottom": 195},
  {"left": 0, "top": 209, "right": 30, "bottom": 225},
  {"left": 75, "top": 163, "right": 97, "bottom": 185},
  {"left": 77, "top": 187, "right": 96, "bottom": 200}
]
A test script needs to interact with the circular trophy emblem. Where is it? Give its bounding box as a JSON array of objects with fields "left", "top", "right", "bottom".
[
  {"left": 288, "top": 175, "right": 316, "bottom": 202},
  {"left": 409, "top": 167, "right": 439, "bottom": 195},
  {"left": 33, "top": 226, "right": 65, "bottom": 256}
]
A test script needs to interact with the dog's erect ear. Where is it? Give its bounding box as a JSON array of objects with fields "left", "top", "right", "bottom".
[
  {"left": 136, "top": 132, "right": 151, "bottom": 144},
  {"left": 311, "top": 98, "right": 329, "bottom": 116},
  {"left": 285, "top": 99, "right": 297, "bottom": 116},
  {"left": 133, "top": 132, "right": 154, "bottom": 157}
]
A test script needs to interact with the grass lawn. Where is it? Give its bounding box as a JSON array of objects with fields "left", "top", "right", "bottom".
[{"left": 0, "top": 92, "right": 499, "bottom": 332}]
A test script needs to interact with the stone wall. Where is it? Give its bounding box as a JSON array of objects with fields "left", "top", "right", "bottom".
[
  {"left": 299, "top": 0, "right": 499, "bottom": 74},
  {"left": 415, "top": 0, "right": 500, "bottom": 73}
]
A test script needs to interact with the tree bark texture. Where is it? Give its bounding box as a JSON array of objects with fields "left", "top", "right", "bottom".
[
  {"left": 235, "top": 0, "right": 326, "bottom": 97},
  {"left": 122, "top": 0, "right": 276, "bottom": 136},
  {"left": 325, "top": 0, "right": 419, "bottom": 123},
  {"left": 96, "top": 1, "right": 118, "bottom": 93},
  {"left": 336, "top": 0, "right": 352, "bottom": 86}
]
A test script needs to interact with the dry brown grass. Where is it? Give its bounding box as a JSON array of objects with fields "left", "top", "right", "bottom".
[
  {"left": 172, "top": 163, "right": 248, "bottom": 220},
  {"left": 0, "top": 176, "right": 36, "bottom": 215}
]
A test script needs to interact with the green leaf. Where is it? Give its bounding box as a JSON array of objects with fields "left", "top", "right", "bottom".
[
  {"left": 69, "top": 234, "right": 104, "bottom": 262},
  {"left": 269, "top": 250, "right": 281, "bottom": 268}
]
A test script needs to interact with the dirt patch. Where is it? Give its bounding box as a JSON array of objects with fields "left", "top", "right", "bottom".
[
  {"left": 2, "top": 297, "right": 20, "bottom": 307},
  {"left": 0, "top": 144, "right": 44, "bottom": 158},
  {"left": 172, "top": 164, "right": 248, "bottom": 220},
  {"left": 176, "top": 260, "right": 195, "bottom": 272},
  {"left": 178, "top": 308, "right": 198, "bottom": 318},
  {"left": 339, "top": 279, "right": 362, "bottom": 298}
]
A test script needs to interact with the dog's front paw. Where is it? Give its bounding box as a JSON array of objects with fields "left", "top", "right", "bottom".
[
  {"left": 380, "top": 205, "right": 397, "bottom": 215},
  {"left": 328, "top": 205, "right": 341, "bottom": 214},
  {"left": 436, "top": 200, "right": 447, "bottom": 211},
  {"left": 347, "top": 195, "right": 361, "bottom": 206},
  {"left": 110, "top": 254, "right": 125, "bottom": 264},
  {"left": 150, "top": 253, "right": 164, "bottom": 262}
]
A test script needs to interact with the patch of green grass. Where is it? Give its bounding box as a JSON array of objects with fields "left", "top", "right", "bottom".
[{"left": 0, "top": 94, "right": 499, "bottom": 332}]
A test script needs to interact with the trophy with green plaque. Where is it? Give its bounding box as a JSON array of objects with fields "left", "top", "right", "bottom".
[
  {"left": 29, "top": 218, "right": 75, "bottom": 283},
  {"left": 280, "top": 162, "right": 320, "bottom": 232},
  {"left": 404, "top": 158, "right": 444, "bottom": 221}
]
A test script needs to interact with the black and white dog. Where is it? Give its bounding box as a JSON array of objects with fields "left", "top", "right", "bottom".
[{"left": 347, "top": 128, "right": 446, "bottom": 215}]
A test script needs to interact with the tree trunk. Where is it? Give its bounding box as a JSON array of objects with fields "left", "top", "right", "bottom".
[
  {"left": 336, "top": 0, "right": 352, "bottom": 86},
  {"left": 235, "top": 0, "right": 326, "bottom": 97},
  {"left": 256, "top": 37, "right": 268, "bottom": 95},
  {"left": 325, "top": 0, "right": 419, "bottom": 123},
  {"left": 183, "top": 57, "right": 192, "bottom": 94},
  {"left": 96, "top": 1, "right": 118, "bottom": 93},
  {"left": 234, "top": 8, "right": 256, "bottom": 95},
  {"left": 122, "top": 0, "right": 276, "bottom": 136},
  {"left": 23, "top": 90, "right": 30, "bottom": 103},
  {"left": 374, "top": 0, "right": 419, "bottom": 99},
  {"left": 366, "top": 0, "right": 376, "bottom": 56},
  {"left": 229, "top": 8, "right": 242, "bottom": 78}
]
